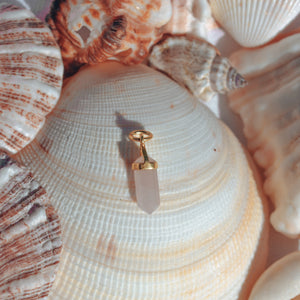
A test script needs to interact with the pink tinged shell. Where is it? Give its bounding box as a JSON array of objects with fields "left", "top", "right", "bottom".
[
  {"left": 0, "top": 151, "right": 62, "bottom": 299},
  {"left": 47, "top": 0, "right": 172, "bottom": 75},
  {"left": 164, "top": 0, "right": 215, "bottom": 40},
  {"left": 228, "top": 33, "right": 300, "bottom": 237},
  {"left": 148, "top": 34, "right": 247, "bottom": 101},
  {"left": 209, "top": 0, "right": 300, "bottom": 47},
  {"left": 0, "top": 4, "right": 63, "bottom": 154},
  {"left": 249, "top": 251, "right": 300, "bottom": 300}
]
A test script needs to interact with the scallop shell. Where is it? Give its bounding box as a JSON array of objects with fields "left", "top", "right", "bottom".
[
  {"left": 47, "top": 0, "right": 172, "bottom": 75},
  {"left": 228, "top": 33, "right": 300, "bottom": 237},
  {"left": 148, "top": 34, "right": 247, "bottom": 101},
  {"left": 15, "top": 62, "right": 268, "bottom": 299},
  {"left": 249, "top": 251, "right": 300, "bottom": 300},
  {"left": 0, "top": 151, "right": 62, "bottom": 299},
  {"left": 209, "top": 0, "right": 300, "bottom": 47},
  {"left": 0, "top": 4, "right": 63, "bottom": 154}
]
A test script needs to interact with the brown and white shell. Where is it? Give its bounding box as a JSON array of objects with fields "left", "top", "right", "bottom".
[
  {"left": 228, "top": 32, "right": 300, "bottom": 237},
  {"left": 0, "top": 4, "right": 63, "bottom": 154},
  {"left": 0, "top": 151, "right": 62, "bottom": 299},
  {"left": 47, "top": 0, "right": 172, "bottom": 75},
  {"left": 148, "top": 34, "right": 247, "bottom": 101}
]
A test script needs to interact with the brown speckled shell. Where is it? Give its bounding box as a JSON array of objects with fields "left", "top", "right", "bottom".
[
  {"left": 0, "top": 151, "right": 62, "bottom": 299},
  {"left": 0, "top": 4, "right": 63, "bottom": 154},
  {"left": 47, "top": 0, "right": 172, "bottom": 75}
]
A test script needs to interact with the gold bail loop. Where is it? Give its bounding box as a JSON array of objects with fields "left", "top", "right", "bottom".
[{"left": 129, "top": 130, "right": 158, "bottom": 170}]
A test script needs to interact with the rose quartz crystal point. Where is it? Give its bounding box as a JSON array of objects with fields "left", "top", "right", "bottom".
[{"left": 133, "top": 156, "right": 160, "bottom": 214}]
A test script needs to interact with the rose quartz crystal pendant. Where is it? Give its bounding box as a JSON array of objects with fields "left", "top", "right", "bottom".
[{"left": 129, "top": 130, "right": 160, "bottom": 214}]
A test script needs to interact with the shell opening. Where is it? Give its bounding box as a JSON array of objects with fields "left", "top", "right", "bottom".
[
  {"left": 76, "top": 25, "right": 91, "bottom": 44},
  {"left": 227, "top": 67, "right": 248, "bottom": 90}
]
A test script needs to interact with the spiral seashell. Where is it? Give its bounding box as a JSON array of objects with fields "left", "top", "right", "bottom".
[
  {"left": 249, "top": 251, "right": 300, "bottom": 300},
  {"left": 47, "top": 0, "right": 172, "bottom": 75},
  {"left": 228, "top": 33, "right": 300, "bottom": 237},
  {"left": 15, "top": 62, "right": 268, "bottom": 299},
  {"left": 0, "top": 4, "right": 63, "bottom": 154},
  {"left": 0, "top": 151, "right": 62, "bottom": 299},
  {"left": 148, "top": 34, "right": 247, "bottom": 101},
  {"left": 209, "top": 0, "right": 300, "bottom": 47}
]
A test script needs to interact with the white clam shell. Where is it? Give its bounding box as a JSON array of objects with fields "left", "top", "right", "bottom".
[
  {"left": 0, "top": 4, "right": 63, "bottom": 154},
  {"left": 209, "top": 0, "right": 300, "bottom": 47},
  {"left": 228, "top": 33, "right": 300, "bottom": 237},
  {"left": 0, "top": 151, "right": 62, "bottom": 299},
  {"left": 16, "top": 62, "right": 267, "bottom": 299},
  {"left": 249, "top": 251, "right": 300, "bottom": 300}
]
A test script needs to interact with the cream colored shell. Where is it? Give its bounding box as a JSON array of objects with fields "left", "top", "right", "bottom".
[
  {"left": 164, "top": 0, "right": 214, "bottom": 40},
  {"left": 16, "top": 62, "right": 267, "bottom": 299},
  {"left": 0, "top": 4, "right": 63, "bottom": 154},
  {"left": 228, "top": 33, "right": 300, "bottom": 237},
  {"left": 149, "top": 35, "right": 247, "bottom": 101},
  {"left": 249, "top": 251, "right": 300, "bottom": 300},
  {"left": 0, "top": 151, "right": 62, "bottom": 299},
  {"left": 209, "top": 0, "right": 300, "bottom": 47}
]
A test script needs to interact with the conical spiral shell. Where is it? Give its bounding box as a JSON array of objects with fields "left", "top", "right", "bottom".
[
  {"left": 16, "top": 62, "right": 267, "bottom": 299},
  {"left": 0, "top": 4, "right": 63, "bottom": 154},
  {"left": 0, "top": 151, "right": 62, "bottom": 299},
  {"left": 148, "top": 35, "right": 247, "bottom": 101},
  {"left": 228, "top": 33, "right": 300, "bottom": 237},
  {"left": 209, "top": 0, "right": 300, "bottom": 47}
]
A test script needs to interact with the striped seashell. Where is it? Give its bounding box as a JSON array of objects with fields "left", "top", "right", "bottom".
[
  {"left": 0, "top": 151, "right": 62, "bottom": 299},
  {"left": 148, "top": 34, "right": 247, "bottom": 101},
  {"left": 249, "top": 251, "right": 300, "bottom": 300},
  {"left": 47, "top": 0, "right": 172, "bottom": 75},
  {"left": 16, "top": 62, "right": 268, "bottom": 299},
  {"left": 0, "top": 4, "right": 63, "bottom": 154},
  {"left": 228, "top": 33, "right": 300, "bottom": 237},
  {"left": 209, "top": 0, "right": 300, "bottom": 47}
]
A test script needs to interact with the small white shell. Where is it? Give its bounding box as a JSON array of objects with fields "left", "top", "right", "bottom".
[
  {"left": 0, "top": 151, "right": 62, "bottom": 299},
  {"left": 164, "top": 0, "right": 215, "bottom": 40},
  {"left": 228, "top": 33, "right": 300, "bottom": 237},
  {"left": 249, "top": 251, "right": 300, "bottom": 300},
  {"left": 209, "top": 0, "right": 300, "bottom": 47},
  {"left": 0, "top": 4, "right": 63, "bottom": 154},
  {"left": 16, "top": 62, "right": 267, "bottom": 299},
  {"left": 148, "top": 35, "right": 247, "bottom": 101}
]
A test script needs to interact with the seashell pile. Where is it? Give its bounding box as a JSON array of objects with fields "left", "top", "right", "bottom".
[
  {"left": 0, "top": 4, "right": 63, "bottom": 154},
  {"left": 249, "top": 251, "right": 300, "bottom": 300},
  {"left": 15, "top": 62, "right": 268, "bottom": 299},
  {"left": 209, "top": 0, "right": 300, "bottom": 47},
  {"left": 2, "top": 0, "right": 299, "bottom": 298},
  {"left": 47, "top": 0, "right": 172, "bottom": 75},
  {"left": 228, "top": 33, "right": 300, "bottom": 237},
  {"left": 0, "top": 151, "right": 62, "bottom": 299},
  {"left": 149, "top": 34, "right": 247, "bottom": 101}
]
